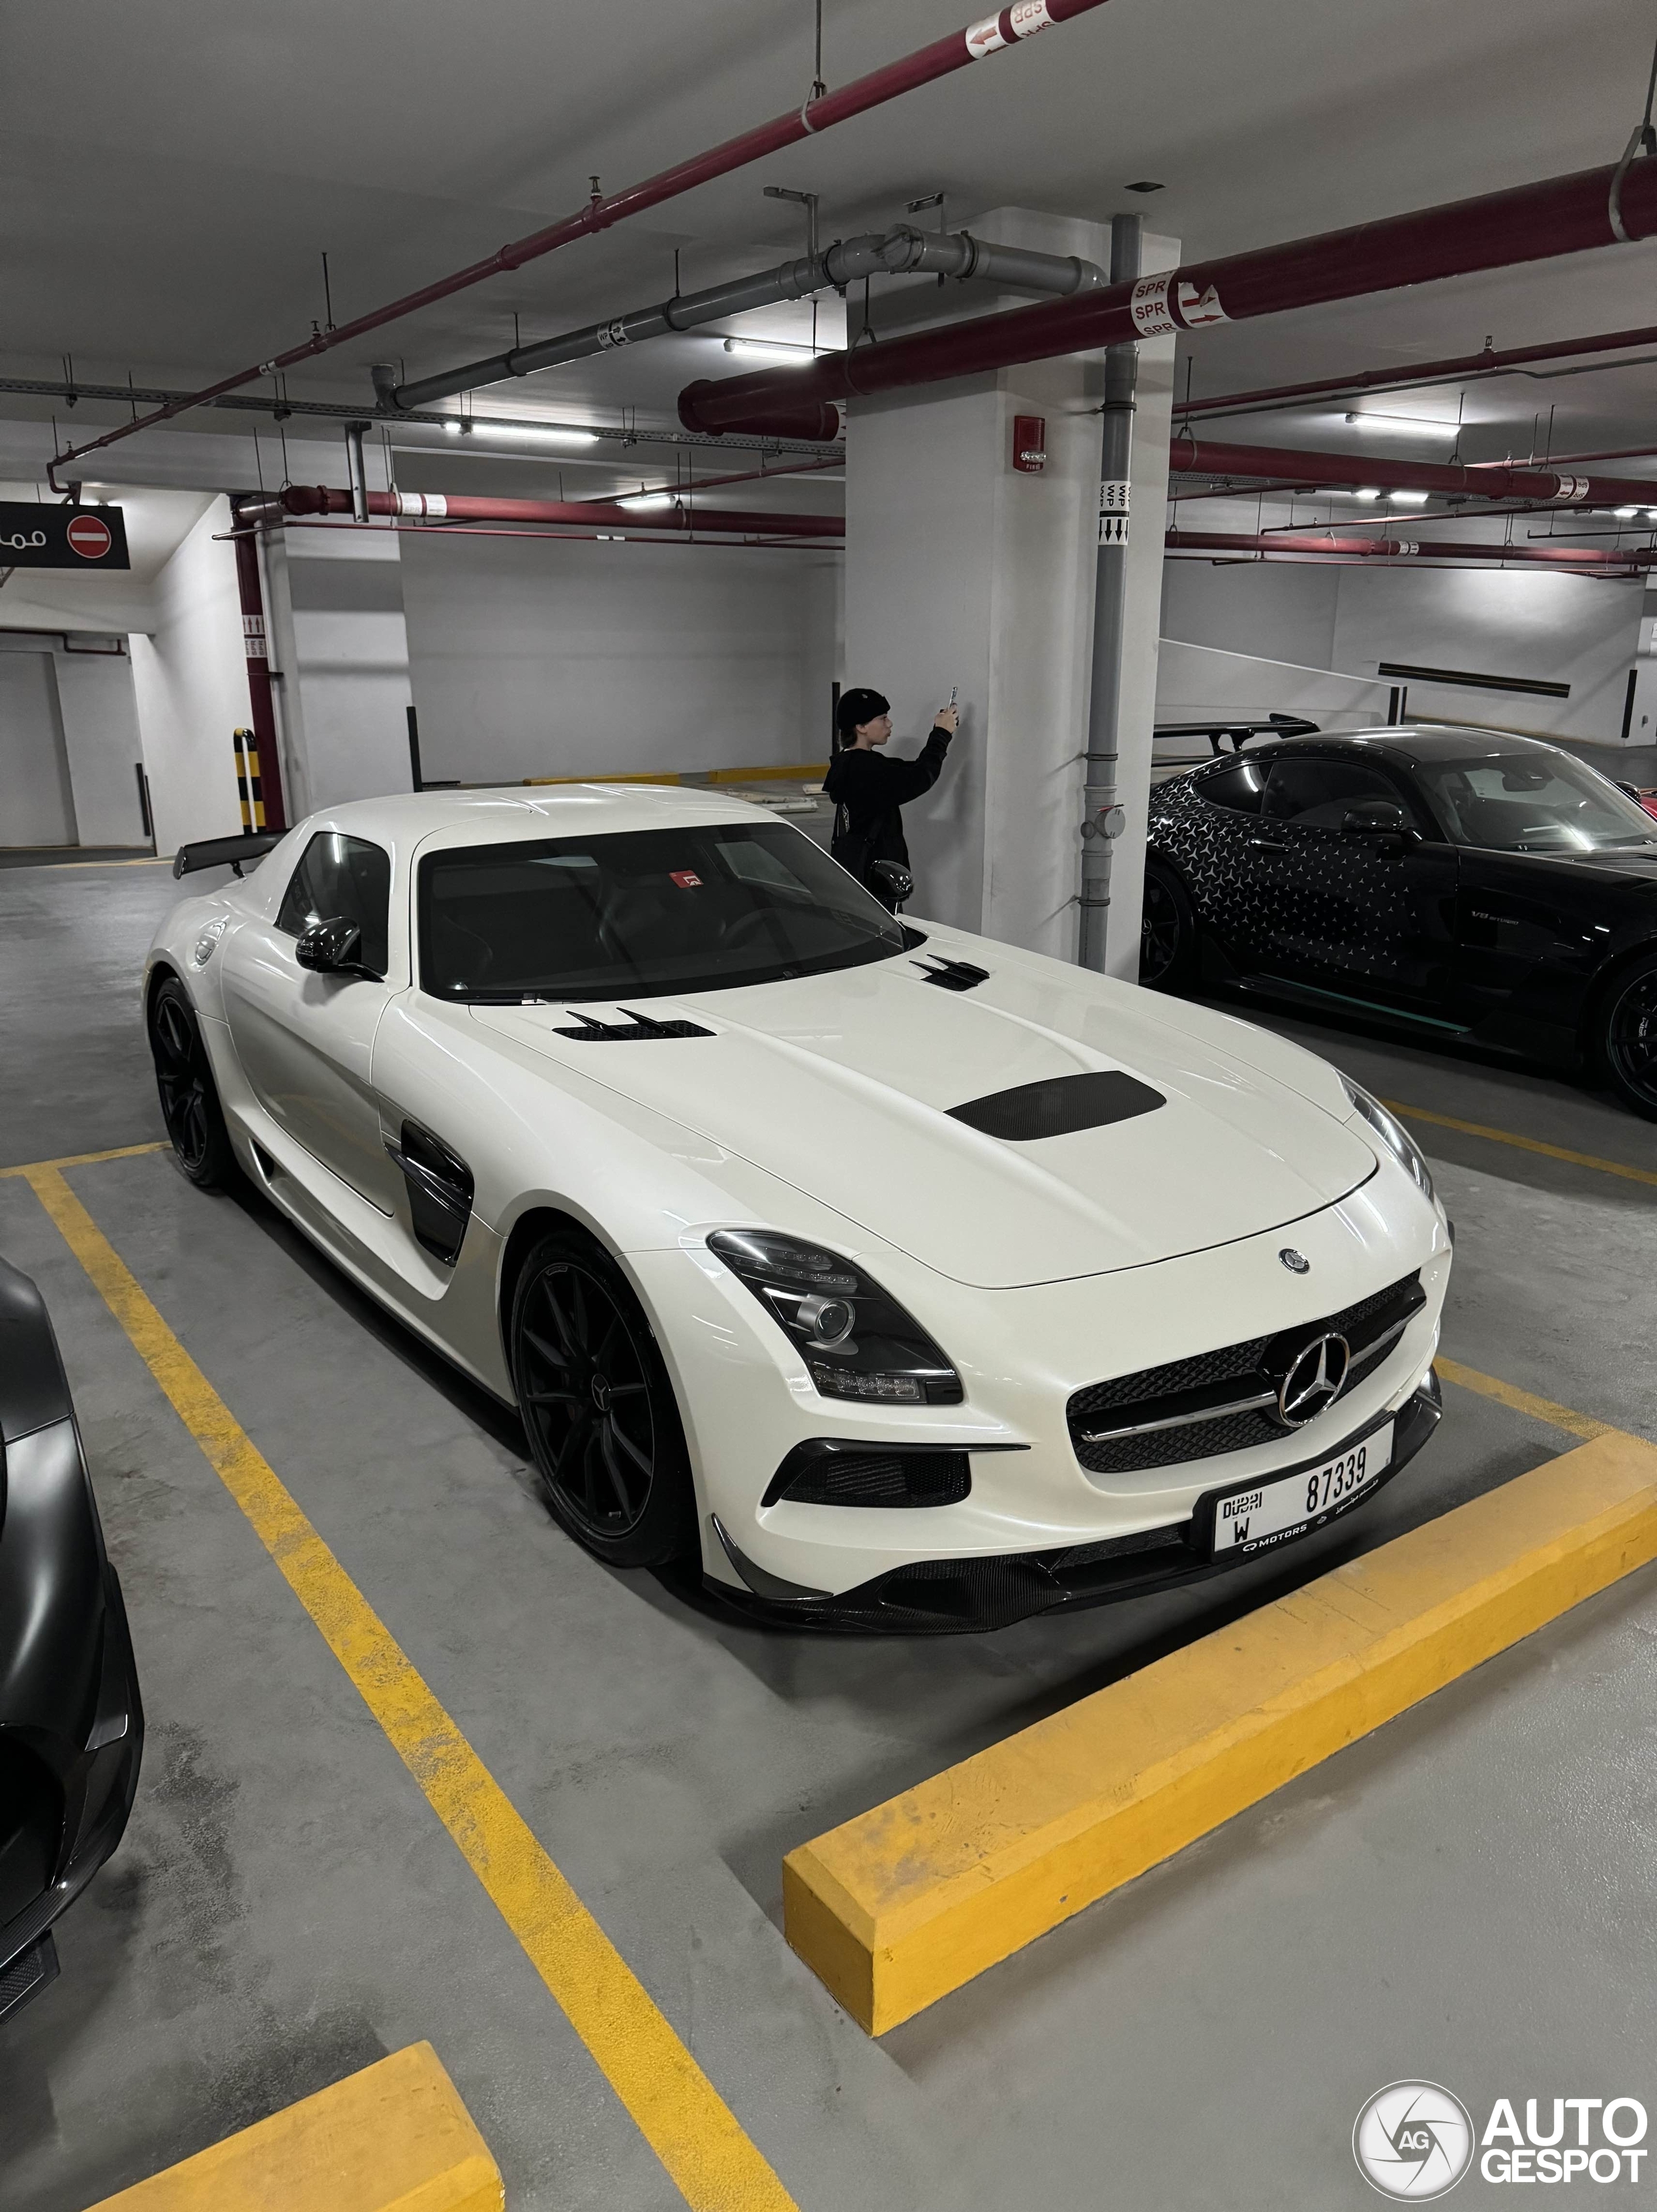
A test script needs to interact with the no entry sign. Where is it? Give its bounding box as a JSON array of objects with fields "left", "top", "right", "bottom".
[{"left": 0, "top": 501, "right": 129, "bottom": 569}]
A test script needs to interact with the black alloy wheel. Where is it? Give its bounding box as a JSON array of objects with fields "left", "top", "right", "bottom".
[
  {"left": 147, "top": 975, "right": 237, "bottom": 1188},
  {"left": 509, "top": 1233, "right": 695, "bottom": 1569},
  {"left": 1598, "top": 955, "right": 1657, "bottom": 1120},
  {"left": 1140, "top": 859, "right": 1197, "bottom": 991}
]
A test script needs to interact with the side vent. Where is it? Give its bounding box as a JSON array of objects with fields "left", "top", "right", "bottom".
[{"left": 386, "top": 1123, "right": 474, "bottom": 1266}]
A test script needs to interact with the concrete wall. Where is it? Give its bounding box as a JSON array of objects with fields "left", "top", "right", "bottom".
[
  {"left": 0, "top": 637, "right": 149, "bottom": 848},
  {"left": 262, "top": 527, "right": 414, "bottom": 818},
  {"left": 1160, "top": 544, "right": 1643, "bottom": 743},
  {"left": 129, "top": 496, "right": 248, "bottom": 853},
  {"left": 398, "top": 531, "right": 842, "bottom": 786},
  {"left": 54, "top": 650, "right": 149, "bottom": 844},
  {"left": 0, "top": 648, "right": 77, "bottom": 847}
]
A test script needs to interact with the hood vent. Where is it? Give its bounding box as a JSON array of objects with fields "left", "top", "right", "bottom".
[
  {"left": 552, "top": 1008, "right": 714, "bottom": 1041},
  {"left": 949, "top": 1069, "right": 1166, "bottom": 1143}
]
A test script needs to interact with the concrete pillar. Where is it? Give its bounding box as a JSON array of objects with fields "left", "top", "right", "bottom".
[
  {"left": 1101, "top": 237, "right": 1178, "bottom": 979},
  {"left": 262, "top": 525, "right": 413, "bottom": 818},
  {"left": 843, "top": 211, "right": 1178, "bottom": 963}
]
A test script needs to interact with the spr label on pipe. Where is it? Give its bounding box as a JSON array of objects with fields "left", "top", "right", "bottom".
[
  {"left": 966, "top": 2, "right": 1054, "bottom": 59},
  {"left": 1129, "top": 275, "right": 1231, "bottom": 337}
]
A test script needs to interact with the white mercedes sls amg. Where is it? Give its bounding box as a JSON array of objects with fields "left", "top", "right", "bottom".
[{"left": 145, "top": 785, "right": 1450, "bottom": 1632}]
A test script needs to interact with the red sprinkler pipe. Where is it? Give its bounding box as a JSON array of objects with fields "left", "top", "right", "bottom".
[
  {"left": 1165, "top": 527, "right": 1655, "bottom": 573},
  {"left": 680, "top": 157, "right": 1657, "bottom": 439},
  {"left": 245, "top": 486, "right": 844, "bottom": 536},
  {"left": 1174, "top": 321, "right": 1657, "bottom": 422},
  {"left": 228, "top": 515, "right": 288, "bottom": 831},
  {"left": 1167, "top": 435, "right": 1657, "bottom": 510},
  {"left": 45, "top": 0, "right": 1114, "bottom": 489}
]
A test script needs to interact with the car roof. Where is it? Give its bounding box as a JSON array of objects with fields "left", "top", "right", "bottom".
[
  {"left": 1239, "top": 726, "right": 1567, "bottom": 770},
  {"left": 307, "top": 780, "right": 782, "bottom": 850}
]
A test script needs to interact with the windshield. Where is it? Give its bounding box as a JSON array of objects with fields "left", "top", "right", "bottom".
[
  {"left": 1412, "top": 750, "right": 1657, "bottom": 855},
  {"left": 418, "top": 819, "right": 909, "bottom": 1002}
]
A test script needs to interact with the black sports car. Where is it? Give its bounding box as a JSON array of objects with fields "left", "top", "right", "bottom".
[
  {"left": 1, "top": 1257, "right": 142, "bottom": 2025},
  {"left": 1141, "top": 726, "right": 1657, "bottom": 1118}
]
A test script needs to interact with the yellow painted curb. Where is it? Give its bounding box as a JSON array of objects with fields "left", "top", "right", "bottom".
[
  {"left": 783, "top": 1430, "right": 1657, "bottom": 2034},
  {"left": 85, "top": 2042, "right": 502, "bottom": 2212}
]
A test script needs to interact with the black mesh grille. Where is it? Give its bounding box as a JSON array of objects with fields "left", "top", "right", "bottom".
[
  {"left": 765, "top": 1447, "right": 971, "bottom": 1509},
  {"left": 1067, "top": 1272, "right": 1423, "bottom": 1476}
]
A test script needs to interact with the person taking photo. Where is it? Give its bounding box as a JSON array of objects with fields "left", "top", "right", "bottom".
[{"left": 823, "top": 686, "right": 960, "bottom": 910}]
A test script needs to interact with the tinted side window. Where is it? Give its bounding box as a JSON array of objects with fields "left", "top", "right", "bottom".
[
  {"left": 277, "top": 832, "right": 391, "bottom": 975},
  {"left": 1262, "top": 758, "right": 1403, "bottom": 829},
  {"left": 1194, "top": 760, "right": 1268, "bottom": 814}
]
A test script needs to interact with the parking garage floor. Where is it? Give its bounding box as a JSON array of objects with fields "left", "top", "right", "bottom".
[{"left": 4, "top": 855, "right": 1656, "bottom": 2211}]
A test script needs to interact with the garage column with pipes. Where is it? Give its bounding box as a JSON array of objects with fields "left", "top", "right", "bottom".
[{"left": 842, "top": 215, "right": 1178, "bottom": 970}]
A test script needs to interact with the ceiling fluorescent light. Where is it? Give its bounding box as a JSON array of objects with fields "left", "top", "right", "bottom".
[
  {"left": 1388, "top": 490, "right": 1430, "bottom": 504},
  {"left": 468, "top": 422, "right": 601, "bottom": 448},
  {"left": 1354, "top": 487, "right": 1382, "bottom": 501},
  {"left": 723, "top": 337, "right": 817, "bottom": 360},
  {"left": 441, "top": 420, "right": 464, "bottom": 437},
  {"left": 1615, "top": 506, "right": 1641, "bottom": 519},
  {"left": 1346, "top": 411, "right": 1461, "bottom": 435},
  {"left": 619, "top": 492, "right": 675, "bottom": 511}
]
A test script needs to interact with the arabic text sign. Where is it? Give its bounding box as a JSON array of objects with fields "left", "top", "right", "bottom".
[{"left": 0, "top": 502, "right": 129, "bottom": 569}]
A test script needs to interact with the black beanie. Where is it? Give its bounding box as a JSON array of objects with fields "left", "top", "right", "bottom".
[{"left": 836, "top": 686, "right": 890, "bottom": 738}]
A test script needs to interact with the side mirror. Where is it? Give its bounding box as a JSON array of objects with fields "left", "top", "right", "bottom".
[
  {"left": 296, "top": 916, "right": 371, "bottom": 976},
  {"left": 1341, "top": 799, "right": 1412, "bottom": 842},
  {"left": 870, "top": 859, "right": 914, "bottom": 909}
]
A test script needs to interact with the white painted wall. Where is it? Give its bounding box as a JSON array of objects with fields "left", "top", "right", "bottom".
[
  {"left": 53, "top": 651, "right": 149, "bottom": 844},
  {"left": 1330, "top": 565, "right": 1641, "bottom": 741},
  {"left": 0, "top": 649, "right": 77, "bottom": 847},
  {"left": 398, "top": 531, "right": 840, "bottom": 786},
  {"left": 1159, "top": 542, "right": 1643, "bottom": 743},
  {"left": 262, "top": 526, "right": 413, "bottom": 818},
  {"left": 129, "top": 495, "right": 248, "bottom": 853}
]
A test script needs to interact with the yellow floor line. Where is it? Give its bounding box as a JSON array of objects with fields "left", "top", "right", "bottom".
[
  {"left": 0, "top": 1139, "right": 168, "bottom": 1180},
  {"left": 782, "top": 1426, "right": 1657, "bottom": 2033},
  {"left": 26, "top": 1165, "right": 795, "bottom": 2212},
  {"left": 1438, "top": 1356, "right": 1628, "bottom": 1443},
  {"left": 1384, "top": 1097, "right": 1657, "bottom": 1191}
]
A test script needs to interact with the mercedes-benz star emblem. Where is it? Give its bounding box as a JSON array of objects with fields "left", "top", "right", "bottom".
[
  {"left": 1277, "top": 1332, "right": 1350, "bottom": 1428},
  {"left": 1279, "top": 1247, "right": 1310, "bottom": 1274}
]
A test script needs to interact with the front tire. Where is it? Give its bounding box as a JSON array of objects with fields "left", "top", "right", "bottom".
[
  {"left": 1140, "top": 858, "right": 1198, "bottom": 991},
  {"left": 147, "top": 975, "right": 238, "bottom": 1188},
  {"left": 508, "top": 1231, "right": 695, "bottom": 1569},
  {"left": 1595, "top": 954, "right": 1657, "bottom": 1120}
]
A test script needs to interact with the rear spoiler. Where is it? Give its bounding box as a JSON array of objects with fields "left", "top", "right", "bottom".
[
  {"left": 1155, "top": 714, "right": 1320, "bottom": 756},
  {"left": 172, "top": 831, "right": 285, "bottom": 880}
]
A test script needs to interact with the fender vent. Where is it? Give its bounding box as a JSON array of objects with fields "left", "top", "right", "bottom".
[
  {"left": 949, "top": 1069, "right": 1165, "bottom": 1142},
  {"left": 386, "top": 1123, "right": 474, "bottom": 1267}
]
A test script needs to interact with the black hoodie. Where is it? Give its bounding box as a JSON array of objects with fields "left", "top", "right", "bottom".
[{"left": 823, "top": 724, "right": 954, "bottom": 874}]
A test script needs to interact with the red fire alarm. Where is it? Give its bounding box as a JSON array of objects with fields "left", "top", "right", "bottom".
[{"left": 1012, "top": 414, "right": 1047, "bottom": 473}]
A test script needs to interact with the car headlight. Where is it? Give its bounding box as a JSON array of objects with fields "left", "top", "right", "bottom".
[
  {"left": 707, "top": 1230, "right": 963, "bottom": 1404},
  {"left": 1342, "top": 1077, "right": 1435, "bottom": 1205}
]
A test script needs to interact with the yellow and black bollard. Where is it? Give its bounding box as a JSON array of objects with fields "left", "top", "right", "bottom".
[{"left": 232, "top": 728, "right": 267, "bottom": 832}]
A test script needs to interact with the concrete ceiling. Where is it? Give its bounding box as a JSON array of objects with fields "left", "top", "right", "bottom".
[{"left": 5, "top": 0, "right": 1657, "bottom": 500}]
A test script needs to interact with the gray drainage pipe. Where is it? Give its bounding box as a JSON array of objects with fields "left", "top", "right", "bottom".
[
  {"left": 380, "top": 226, "right": 1105, "bottom": 414},
  {"left": 1077, "top": 213, "right": 1141, "bottom": 974}
]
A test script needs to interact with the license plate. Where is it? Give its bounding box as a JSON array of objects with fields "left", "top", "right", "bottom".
[{"left": 1204, "top": 1420, "right": 1393, "bottom": 1562}]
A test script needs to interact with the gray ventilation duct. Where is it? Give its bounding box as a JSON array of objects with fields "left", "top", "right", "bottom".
[{"left": 379, "top": 226, "right": 1106, "bottom": 414}]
